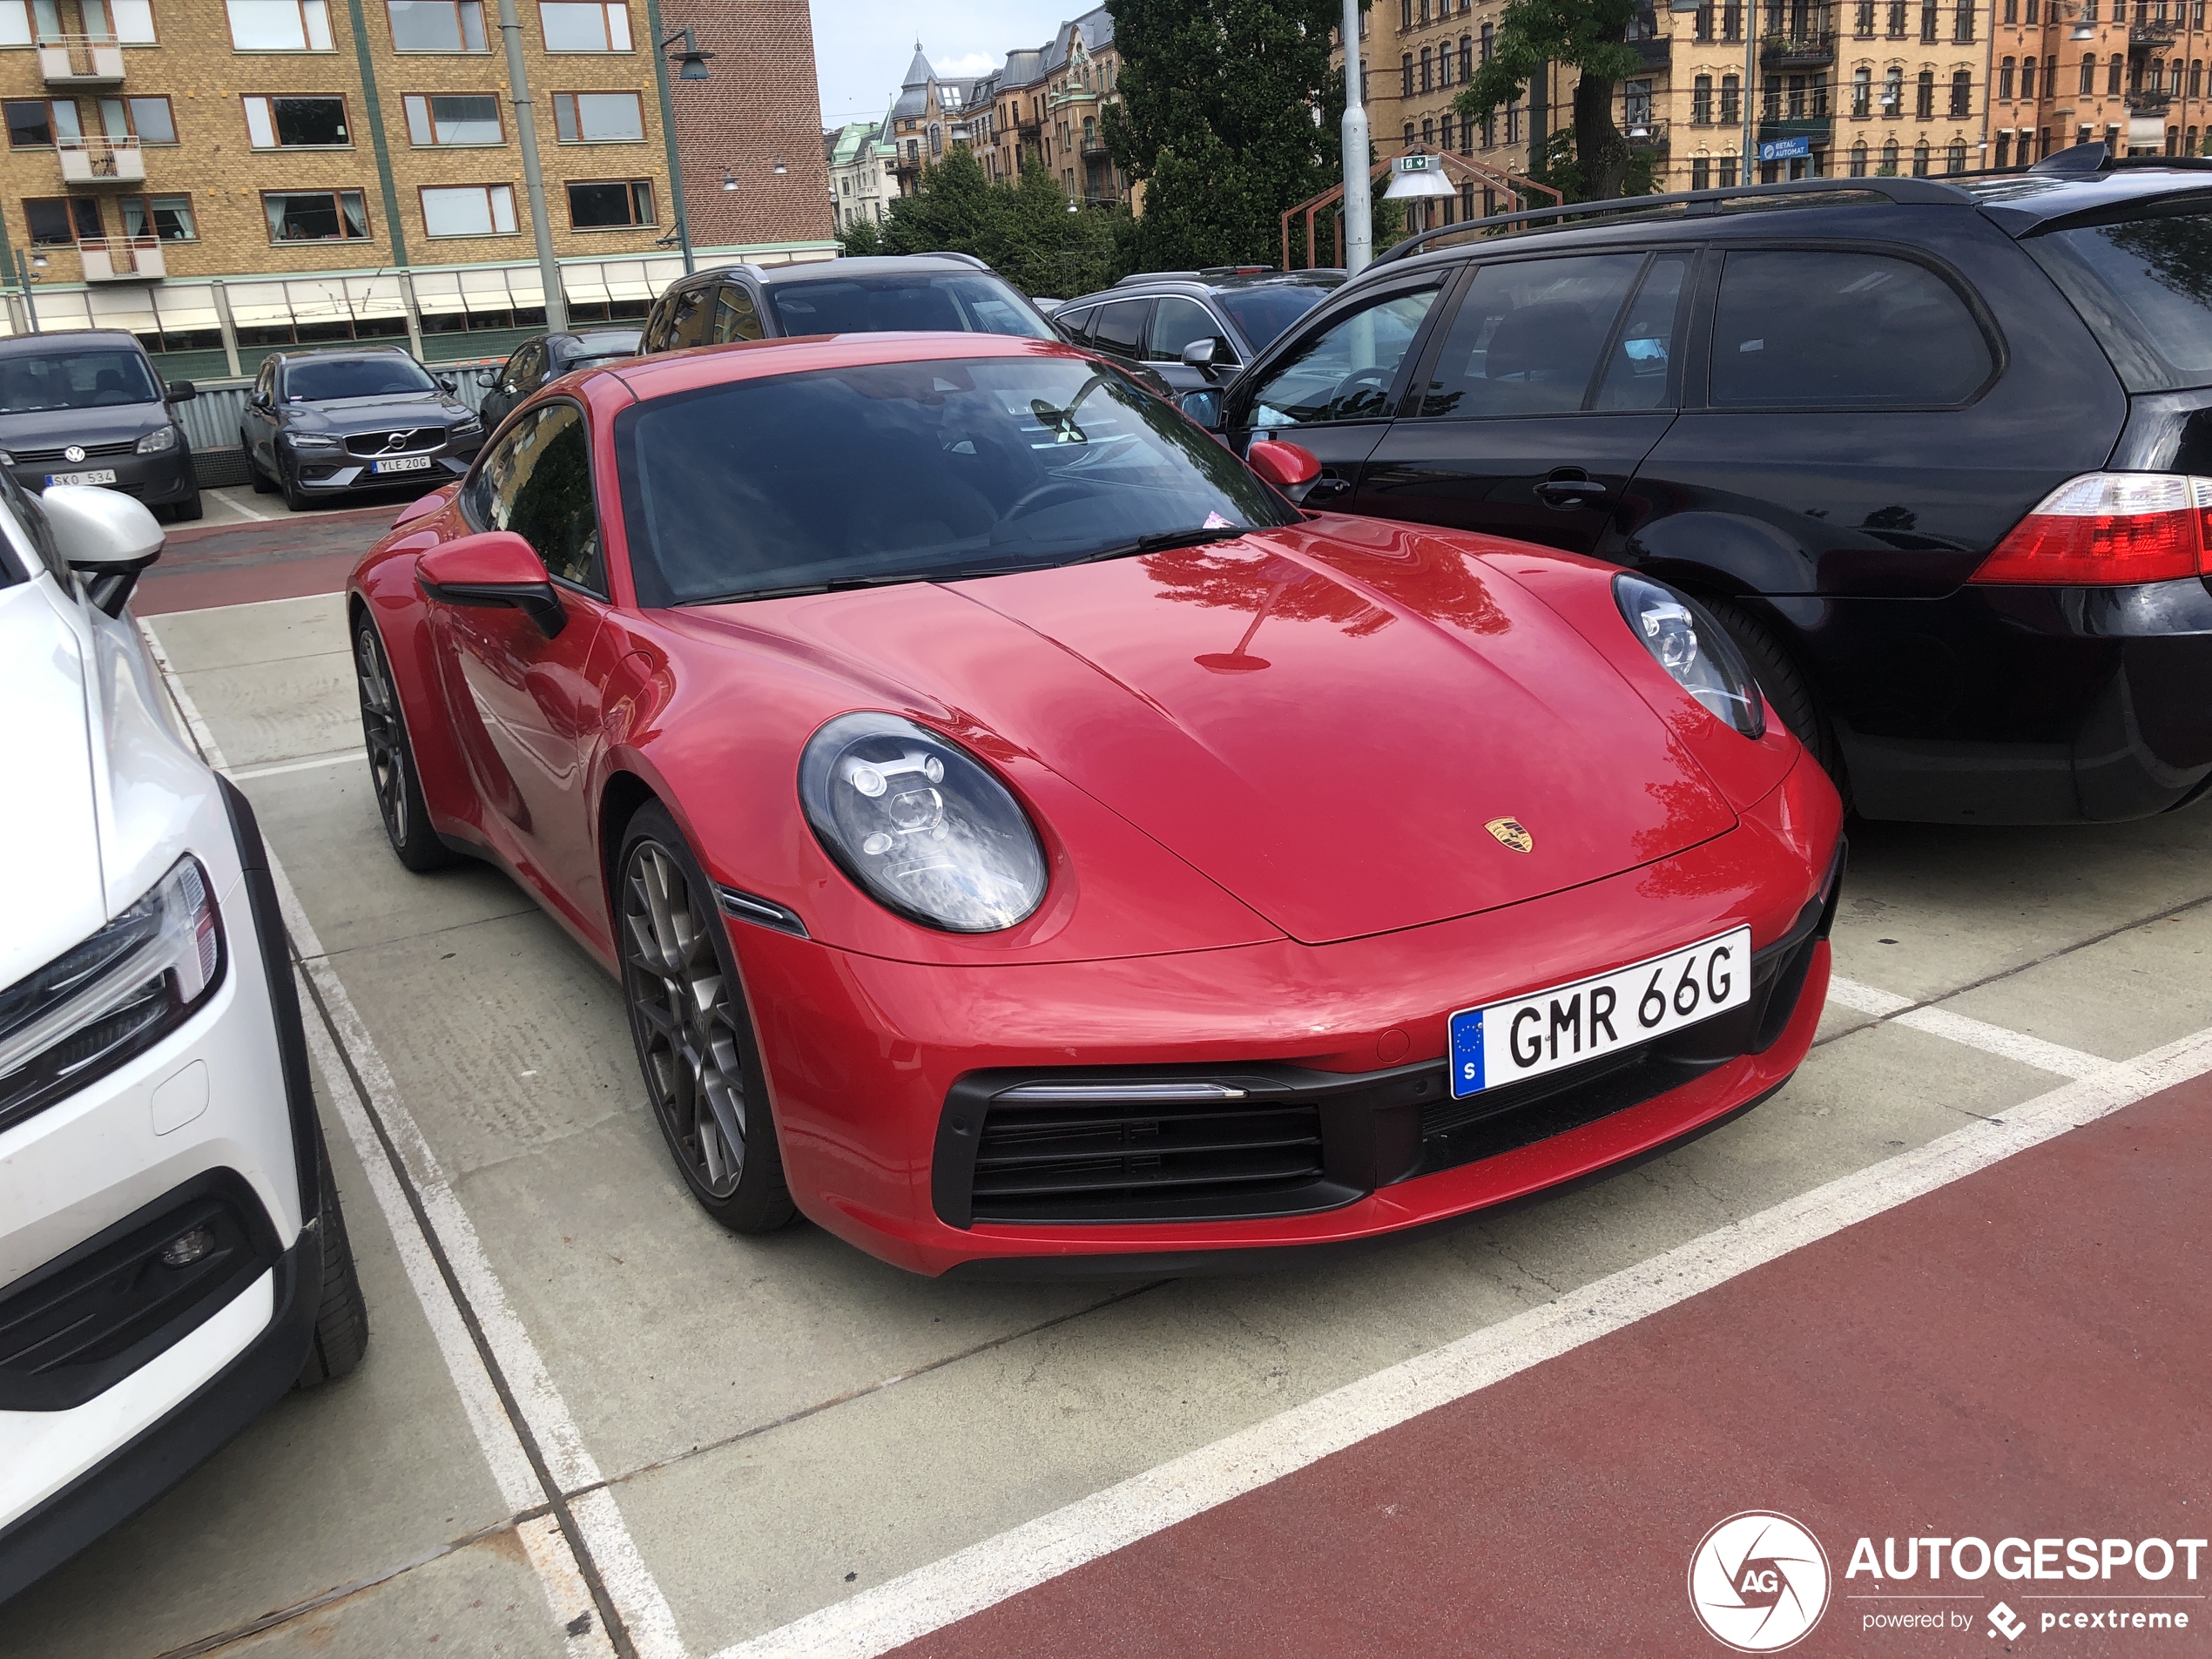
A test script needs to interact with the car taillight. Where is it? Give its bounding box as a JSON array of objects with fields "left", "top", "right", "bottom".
[{"left": 1972, "top": 473, "right": 2212, "bottom": 585}]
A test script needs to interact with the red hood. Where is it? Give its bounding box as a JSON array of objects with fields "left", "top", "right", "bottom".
[{"left": 695, "top": 522, "right": 1737, "bottom": 947}]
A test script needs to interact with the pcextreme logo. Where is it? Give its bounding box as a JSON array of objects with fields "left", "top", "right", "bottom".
[{"left": 1689, "top": 1512, "right": 1833, "bottom": 1652}]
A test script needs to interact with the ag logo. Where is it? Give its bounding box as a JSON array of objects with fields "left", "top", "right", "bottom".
[
  {"left": 1485, "top": 816, "right": 1534, "bottom": 853},
  {"left": 1688, "top": 1511, "right": 1831, "bottom": 1652}
]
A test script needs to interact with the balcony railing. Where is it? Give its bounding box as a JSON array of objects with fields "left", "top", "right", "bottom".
[
  {"left": 1760, "top": 30, "right": 1836, "bottom": 64},
  {"left": 2125, "top": 87, "right": 2173, "bottom": 112},
  {"left": 58, "top": 136, "right": 144, "bottom": 184},
  {"left": 78, "top": 236, "right": 164, "bottom": 281},
  {"left": 1625, "top": 119, "right": 1670, "bottom": 150},
  {"left": 35, "top": 33, "right": 125, "bottom": 84}
]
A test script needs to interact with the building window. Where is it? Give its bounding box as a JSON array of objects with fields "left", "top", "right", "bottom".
[
  {"left": 1440, "top": 111, "right": 1455, "bottom": 147},
  {"left": 1919, "top": 1, "right": 1937, "bottom": 37},
  {"left": 1720, "top": 155, "right": 1739, "bottom": 185},
  {"left": 1480, "top": 20, "right": 1493, "bottom": 57},
  {"left": 538, "top": 0, "right": 627, "bottom": 50},
  {"left": 1696, "top": 3, "right": 1714, "bottom": 37},
  {"left": 264, "top": 188, "right": 369, "bottom": 240},
  {"left": 2192, "top": 59, "right": 2203, "bottom": 98},
  {"left": 243, "top": 94, "right": 348, "bottom": 147},
  {"left": 3, "top": 99, "right": 53, "bottom": 146},
  {"left": 552, "top": 90, "right": 641, "bottom": 141},
  {"left": 1856, "top": 0, "right": 1875, "bottom": 30},
  {"left": 1953, "top": 0, "right": 1973, "bottom": 38},
  {"left": 226, "top": 0, "right": 332, "bottom": 50},
  {"left": 2003, "top": 0, "right": 2016, "bottom": 17},
  {"left": 1399, "top": 0, "right": 1411, "bottom": 24},
  {"left": 1762, "top": 73, "right": 1780, "bottom": 118},
  {"left": 2020, "top": 55, "right": 2036, "bottom": 97},
  {"left": 1401, "top": 53, "right": 1413, "bottom": 97},
  {"left": 1720, "top": 72, "right": 1741, "bottom": 123},
  {"left": 1880, "top": 136, "right": 1899, "bottom": 171},
  {"left": 1459, "top": 34, "right": 1471, "bottom": 77},
  {"left": 2080, "top": 52, "right": 2097, "bottom": 94},
  {"left": 126, "top": 96, "right": 176, "bottom": 143},
  {"left": 1420, "top": 45, "right": 1432, "bottom": 91},
  {"left": 1437, "top": 40, "right": 1452, "bottom": 86},
  {"left": 421, "top": 182, "right": 516, "bottom": 235},
  {"left": 24, "top": 196, "right": 102, "bottom": 244},
  {"left": 388, "top": 0, "right": 485, "bottom": 49},
  {"left": 1915, "top": 67, "right": 1935, "bottom": 115},
  {"left": 1403, "top": 121, "right": 1415, "bottom": 146},
  {"left": 1912, "top": 138, "right": 1930, "bottom": 172},
  {"left": 2108, "top": 56, "right": 2122, "bottom": 93},
  {"left": 1850, "top": 138, "right": 1869, "bottom": 172},
  {"left": 566, "top": 177, "right": 653, "bottom": 228},
  {"left": 1692, "top": 155, "right": 1710, "bottom": 187},
  {"left": 23, "top": 0, "right": 158, "bottom": 40},
  {"left": 1949, "top": 67, "right": 1971, "bottom": 115},
  {"left": 1723, "top": 1, "right": 1743, "bottom": 37},
  {"left": 1693, "top": 73, "right": 1713, "bottom": 121},
  {"left": 403, "top": 92, "right": 502, "bottom": 144},
  {"left": 1998, "top": 56, "right": 2013, "bottom": 98},
  {"left": 120, "top": 192, "right": 194, "bottom": 239},
  {"left": 1851, "top": 65, "right": 1871, "bottom": 112},
  {"left": 1886, "top": 0, "right": 1905, "bottom": 31},
  {"left": 1946, "top": 138, "right": 1966, "bottom": 169},
  {"left": 1994, "top": 129, "right": 2011, "bottom": 165}
]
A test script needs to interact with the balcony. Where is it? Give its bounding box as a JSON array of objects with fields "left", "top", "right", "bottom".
[
  {"left": 35, "top": 34, "right": 125, "bottom": 84},
  {"left": 1758, "top": 115, "right": 1835, "bottom": 145},
  {"left": 1081, "top": 132, "right": 1109, "bottom": 155},
  {"left": 1632, "top": 35, "right": 1673, "bottom": 68},
  {"left": 79, "top": 236, "right": 164, "bottom": 281},
  {"left": 2125, "top": 87, "right": 2173, "bottom": 112},
  {"left": 1760, "top": 30, "right": 1837, "bottom": 64},
  {"left": 1626, "top": 119, "right": 1671, "bottom": 150},
  {"left": 58, "top": 137, "right": 144, "bottom": 184},
  {"left": 2128, "top": 19, "right": 2176, "bottom": 44}
]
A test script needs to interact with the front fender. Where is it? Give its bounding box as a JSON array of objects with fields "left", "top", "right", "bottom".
[{"left": 348, "top": 534, "right": 486, "bottom": 851}]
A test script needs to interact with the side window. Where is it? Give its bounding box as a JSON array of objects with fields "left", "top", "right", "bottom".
[
  {"left": 1413, "top": 253, "right": 1649, "bottom": 418},
  {"left": 1709, "top": 249, "right": 1993, "bottom": 408},
  {"left": 1054, "top": 304, "right": 1096, "bottom": 343},
  {"left": 464, "top": 402, "right": 604, "bottom": 593},
  {"left": 509, "top": 341, "right": 546, "bottom": 393},
  {"left": 254, "top": 360, "right": 276, "bottom": 403},
  {"left": 1594, "top": 255, "right": 1690, "bottom": 411},
  {"left": 1089, "top": 299, "right": 1148, "bottom": 359},
  {"left": 1147, "top": 295, "right": 1237, "bottom": 365},
  {"left": 711, "top": 282, "right": 764, "bottom": 343},
  {"left": 665, "top": 284, "right": 715, "bottom": 350},
  {"left": 1237, "top": 282, "right": 1443, "bottom": 428}
]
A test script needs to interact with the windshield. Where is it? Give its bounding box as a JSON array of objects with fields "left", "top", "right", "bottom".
[
  {"left": 765, "top": 274, "right": 1056, "bottom": 341},
  {"left": 616, "top": 354, "right": 1298, "bottom": 605},
  {"left": 283, "top": 356, "right": 437, "bottom": 401},
  {"left": 2027, "top": 203, "right": 2212, "bottom": 391},
  {"left": 1217, "top": 283, "right": 1339, "bottom": 350},
  {"left": 0, "top": 348, "right": 160, "bottom": 414}
]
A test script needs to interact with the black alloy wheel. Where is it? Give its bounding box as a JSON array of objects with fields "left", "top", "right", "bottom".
[
  {"left": 617, "top": 802, "right": 795, "bottom": 1234},
  {"left": 353, "top": 617, "right": 455, "bottom": 872}
]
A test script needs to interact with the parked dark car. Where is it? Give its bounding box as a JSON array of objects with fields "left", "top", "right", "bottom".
[
  {"left": 0, "top": 330, "right": 200, "bottom": 522},
  {"left": 1197, "top": 152, "right": 2212, "bottom": 826},
  {"left": 476, "top": 327, "right": 642, "bottom": 428},
  {"left": 1055, "top": 266, "right": 1345, "bottom": 394},
  {"left": 239, "top": 346, "right": 485, "bottom": 512},
  {"left": 637, "top": 253, "right": 1060, "bottom": 354}
]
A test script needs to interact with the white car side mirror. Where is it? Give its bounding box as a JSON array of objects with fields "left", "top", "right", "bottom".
[{"left": 44, "top": 485, "right": 165, "bottom": 618}]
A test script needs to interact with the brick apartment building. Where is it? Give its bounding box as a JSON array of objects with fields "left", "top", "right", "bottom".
[{"left": 0, "top": 0, "right": 832, "bottom": 383}]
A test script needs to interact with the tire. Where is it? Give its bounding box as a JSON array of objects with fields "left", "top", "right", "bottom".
[
  {"left": 294, "top": 1123, "right": 369, "bottom": 1388},
  {"left": 1700, "top": 592, "right": 1849, "bottom": 801},
  {"left": 280, "top": 462, "right": 310, "bottom": 513},
  {"left": 353, "top": 616, "right": 459, "bottom": 873},
  {"left": 170, "top": 489, "right": 203, "bottom": 523},
  {"left": 244, "top": 435, "right": 273, "bottom": 494},
  {"left": 617, "top": 801, "right": 797, "bottom": 1235}
]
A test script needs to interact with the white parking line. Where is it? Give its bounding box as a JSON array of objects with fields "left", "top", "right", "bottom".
[
  {"left": 140, "top": 619, "right": 680, "bottom": 1659},
  {"left": 226, "top": 750, "right": 368, "bottom": 782},
  {"left": 715, "top": 1022, "right": 2212, "bottom": 1659},
  {"left": 1830, "top": 974, "right": 2107, "bottom": 1078}
]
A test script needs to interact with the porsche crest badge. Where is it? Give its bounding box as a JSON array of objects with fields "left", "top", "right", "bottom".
[{"left": 1485, "top": 816, "right": 1534, "bottom": 854}]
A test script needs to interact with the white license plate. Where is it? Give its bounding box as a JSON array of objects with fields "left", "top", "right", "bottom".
[
  {"left": 1447, "top": 926, "right": 1753, "bottom": 1097},
  {"left": 45, "top": 469, "right": 117, "bottom": 487},
  {"left": 373, "top": 455, "right": 433, "bottom": 475}
]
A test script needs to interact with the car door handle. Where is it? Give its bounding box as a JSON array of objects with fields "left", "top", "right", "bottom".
[
  {"left": 1534, "top": 477, "right": 1611, "bottom": 507},
  {"left": 1304, "top": 474, "right": 1353, "bottom": 503}
]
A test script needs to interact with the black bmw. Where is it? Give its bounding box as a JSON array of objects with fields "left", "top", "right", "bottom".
[{"left": 239, "top": 347, "right": 484, "bottom": 511}]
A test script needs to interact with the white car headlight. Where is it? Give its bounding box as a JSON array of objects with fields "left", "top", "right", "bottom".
[
  {"left": 799, "top": 713, "right": 1047, "bottom": 933},
  {"left": 1614, "top": 574, "right": 1766, "bottom": 739},
  {"left": 135, "top": 425, "right": 178, "bottom": 455},
  {"left": 0, "top": 855, "right": 224, "bottom": 1132},
  {"left": 285, "top": 432, "right": 341, "bottom": 450}
]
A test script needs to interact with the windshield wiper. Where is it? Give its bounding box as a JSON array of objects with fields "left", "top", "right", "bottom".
[
  {"left": 1066, "top": 525, "right": 1252, "bottom": 565},
  {"left": 680, "top": 528, "right": 1255, "bottom": 605}
]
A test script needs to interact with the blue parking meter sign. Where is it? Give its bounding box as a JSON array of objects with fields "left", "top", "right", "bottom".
[{"left": 1758, "top": 137, "right": 1812, "bottom": 162}]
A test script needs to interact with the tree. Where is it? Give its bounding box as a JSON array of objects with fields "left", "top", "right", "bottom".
[
  {"left": 1104, "top": 0, "right": 1345, "bottom": 270},
  {"left": 839, "top": 147, "right": 1128, "bottom": 297},
  {"left": 1453, "top": 0, "right": 1642, "bottom": 203}
]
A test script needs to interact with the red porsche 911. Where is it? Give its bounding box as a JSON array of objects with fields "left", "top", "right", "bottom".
[{"left": 348, "top": 332, "right": 1843, "bottom": 1277}]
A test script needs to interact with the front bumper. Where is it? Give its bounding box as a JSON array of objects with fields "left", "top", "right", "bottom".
[
  {"left": 287, "top": 436, "right": 480, "bottom": 496},
  {"left": 6, "top": 447, "right": 196, "bottom": 508},
  {"left": 1787, "top": 577, "right": 2212, "bottom": 823},
  {"left": 731, "top": 754, "right": 1843, "bottom": 1276}
]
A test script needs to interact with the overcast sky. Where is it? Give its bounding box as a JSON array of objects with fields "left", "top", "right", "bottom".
[{"left": 813, "top": 0, "right": 1087, "bottom": 130}]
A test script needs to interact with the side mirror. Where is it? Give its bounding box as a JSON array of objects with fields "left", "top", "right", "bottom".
[
  {"left": 415, "top": 531, "right": 565, "bottom": 637},
  {"left": 249, "top": 389, "right": 271, "bottom": 409},
  {"left": 474, "top": 367, "right": 500, "bottom": 388},
  {"left": 165, "top": 379, "right": 198, "bottom": 402},
  {"left": 1180, "top": 337, "right": 1218, "bottom": 372},
  {"left": 44, "top": 485, "right": 164, "bottom": 617},
  {"left": 1177, "top": 388, "right": 1223, "bottom": 429},
  {"left": 436, "top": 373, "right": 459, "bottom": 392},
  {"left": 1246, "top": 439, "right": 1323, "bottom": 500}
]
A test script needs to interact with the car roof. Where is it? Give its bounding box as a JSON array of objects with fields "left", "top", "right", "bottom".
[
  {"left": 0, "top": 327, "right": 145, "bottom": 358},
  {"left": 273, "top": 344, "right": 420, "bottom": 363},
  {"left": 601, "top": 330, "right": 1088, "bottom": 401},
  {"left": 685, "top": 254, "right": 999, "bottom": 289},
  {"left": 1062, "top": 273, "right": 1343, "bottom": 307},
  {"left": 1366, "top": 165, "right": 2212, "bottom": 275}
]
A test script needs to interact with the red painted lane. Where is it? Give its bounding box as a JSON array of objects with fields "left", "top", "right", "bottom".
[
  {"left": 134, "top": 504, "right": 395, "bottom": 616},
  {"left": 893, "top": 1076, "right": 2211, "bottom": 1658}
]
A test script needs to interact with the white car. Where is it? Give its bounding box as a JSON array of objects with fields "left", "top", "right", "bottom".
[{"left": 0, "top": 477, "right": 365, "bottom": 1601}]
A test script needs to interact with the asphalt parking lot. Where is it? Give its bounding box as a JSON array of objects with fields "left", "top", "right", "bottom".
[{"left": 11, "top": 553, "right": 2209, "bottom": 1656}]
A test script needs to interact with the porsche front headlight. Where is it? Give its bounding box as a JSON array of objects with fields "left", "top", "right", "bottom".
[
  {"left": 799, "top": 713, "right": 1047, "bottom": 933},
  {"left": 1614, "top": 574, "right": 1765, "bottom": 739}
]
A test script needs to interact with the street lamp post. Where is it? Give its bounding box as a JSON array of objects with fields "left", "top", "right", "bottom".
[
  {"left": 494, "top": 0, "right": 567, "bottom": 330},
  {"left": 1339, "top": 0, "right": 1372, "bottom": 271},
  {"left": 646, "top": 10, "right": 714, "bottom": 274}
]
